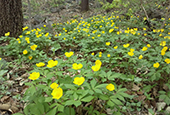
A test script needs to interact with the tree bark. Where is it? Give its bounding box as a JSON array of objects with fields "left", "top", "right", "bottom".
[
  {"left": 81, "top": 0, "right": 89, "bottom": 12},
  {"left": 0, "top": 0, "right": 23, "bottom": 38}
]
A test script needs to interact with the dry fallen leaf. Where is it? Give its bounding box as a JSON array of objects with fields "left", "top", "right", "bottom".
[{"left": 132, "top": 84, "right": 140, "bottom": 91}]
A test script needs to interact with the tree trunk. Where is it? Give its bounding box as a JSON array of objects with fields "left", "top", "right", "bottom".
[
  {"left": 0, "top": 0, "right": 23, "bottom": 38},
  {"left": 81, "top": 0, "right": 89, "bottom": 12}
]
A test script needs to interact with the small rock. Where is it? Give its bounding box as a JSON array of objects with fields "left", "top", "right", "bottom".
[{"left": 156, "top": 102, "right": 166, "bottom": 111}]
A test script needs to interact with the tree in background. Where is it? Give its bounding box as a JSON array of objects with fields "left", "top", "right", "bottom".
[
  {"left": 0, "top": 0, "right": 23, "bottom": 38},
  {"left": 81, "top": 0, "right": 89, "bottom": 12}
]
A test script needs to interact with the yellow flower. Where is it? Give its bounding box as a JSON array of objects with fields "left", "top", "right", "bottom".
[
  {"left": 72, "top": 63, "right": 83, "bottom": 70},
  {"left": 142, "top": 47, "right": 147, "bottom": 51},
  {"left": 161, "top": 47, "right": 168, "bottom": 56},
  {"left": 128, "top": 51, "right": 134, "bottom": 56},
  {"left": 45, "top": 33, "right": 49, "bottom": 37},
  {"left": 95, "top": 60, "right": 102, "bottom": 66},
  {"left": 130, "top": 48, "right": 134, "bottom": 52},
  {"left": 106, "top": 83, "right": 115, "bottom": 91},
  {"left": 63, "top": 38, "right": 66, "bottom": 40},
  {"left": 5, "top": 32, "right": 10, "bottom": 36},
  {"left": 29, "top": 72, "right": 40, "bottom": 80},
  {"left": 147, "top": 44, "right": 151, "bottom": 47},
  {"left": 165, "top": 58, "right": 170, "bottom": 64},
  {"left": 99, "top": 52, "right": 102, "bottom": 55},
  {"left": 160, "top": 41, "right": 166, "bottom": 46},
  {"left": 91, "top": 52, "right": 94, "bottom": 55},
  {"left": 139, "top": 55, "right": 143, "bottom": 59},
  {"left": 109, "top": 29, "right": 114, "bottom": 33},
  {"left": 23, "top": 50, "right": 28, "bottom": 55},
  {"left": 107, "top": 54, "right": 111, "bottom": 57},
  {"left": 153, "top": 62, "right": 160, "bottom": 68},
  {"left": 28, "top": 56, "right": 32, "bottom": 60},
  {"left": 123, "top": 43, "right": 130, "bottom": 48},
  {"left": 51, "top": 87, "right": 63, "bottom": 99},
  {"left": 99, "top": 54, "right": 102, "bottom": 57},
  {"left": 0, "top": 58, "right": 1, "bottom": 61},
  {"left": 44, "top": 25, "right": 46, "bottom": 27},
  {"left": 65, "top": 51, "right": 74, "bottom": 57},
  {"left": 36, "top": 62, "right": 45, "bottom": 67},
  {"left": 73, "top": 77, "right": 85, "bottom": 86},
  {"left": 82, "top": 28, "right": 89, "bottom": 33},
  {"left": 91, "top": 65, "right": 101, "bottom": 71},
  {"left": 114, "top": 46, "right": 118, "bottom": 49},
  {"left": 25, "top": 37, "right": 30, "bottom": 43},
  {"left": 26, "top": 31, "right": 31, "bottom": 35},
  {"left": 106, "top": 42, "right": 110, "bottom": 46},
  {"left": 161, "top": 51, "right": 165, "bottom": 56},
  {"left": 50, "top": 83, "right": 59, "bottom": 89},
  {"left": 47, "top": 60, "right": 58, "bottom": 68},
  {"left": 30, "top": 45, "right": 37, "bottom": 51},
  {"left": 143, "top": 28, "right": 146, "bottom": 31},
  {"left": 22, "top": 26, "right": 28, "bottom": 31}
]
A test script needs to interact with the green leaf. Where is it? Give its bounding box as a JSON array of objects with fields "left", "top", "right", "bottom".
[
  {"left": 107, "top": 100, "right": 115, "bottom": 107},
  {"left": 108, "top": 73, "right": 122, "bottom": 80},
  {"left": 119, "top": 92, "right": 132, "bottom": 98},
  {"left": 36, "top": 84, "right": 46, "bottom": 89},
  {"left": 73, "top": 92, "right": 78, "bottom": 100},
  {"left": 30, "top": 104, "right": 41, "bottom": 115},
  {"left": 45, "top": 97, "right": 53, "bottom": 102},
  {"left": 116, "top": 94, "right": 125, "bottom": 102},
  {"left": 99, "top": 94, "right": 109, "bottom": 100},
  {"left": 46, "top": 73, "right": 55, "bottom": 79},
  {"left": 84, "top": 82, "right": 91, "bottom": 89},
  {"left": 65, "top": 90, "right": 74, "bottom": 95},
  {"left": 90, "top": 79, "right": 97, "bottom": 88},
  {"left": 0, "top": 70, "right": 8, "bottom": 77},
  {"left": 65, "top": 100, "right": 75, "bottom": 106},
  {"left": 65, "top": 100, "right": 81, "bottom": 107},
  {"left": 111, "top": 98, "right": 123, "bottom": 105},
  {"left": 134, "top": 77, "right": 142, "bottom": 83},
  {"left": 95, "top": 84, "right": 107, "bottom": 89},
  {"left": 81, "top": 96, "right": 94, "bottom": 102},
  {"left": 64, "top": 84, "right": 76, "bottom": 89},
  {"left": 114, "top": 112, "right": 122, "bottom": 115},
  {"left": 64, "top": 107, "right": 75, "bottom": 115},
  {"left": 46, "top": 107, "right": 57, "bottom": 115},
  {"left": 94, "top": 88, "right": 102, "bottom": 94},
  {"left": 117, "top": 88, "right": 127, "bottom": 93},
  {"left": 159, "top": 91, "right": 166, "bottom": 94},
  {"left": 58, "top": 105, "right": 64, "bottom": 112},
  {"left": 37, "top": 102, "right": 45, "bottom": 114}
]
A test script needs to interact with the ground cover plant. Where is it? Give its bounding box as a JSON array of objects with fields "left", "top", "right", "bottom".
[{"left": 0, "top": 0, "right": 170, "bottom": 115}]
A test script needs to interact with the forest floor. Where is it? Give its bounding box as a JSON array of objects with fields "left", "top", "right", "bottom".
[{"left": 0, "top": 0, "right": 170, "bottom": 115}]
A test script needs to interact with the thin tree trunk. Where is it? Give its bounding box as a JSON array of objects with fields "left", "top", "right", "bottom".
[
  {"left": 81, "top": 0, "right": 89, "bottom": 12},
  {"left": 0, "top": 0, "right": 23, "bottom": 38}
]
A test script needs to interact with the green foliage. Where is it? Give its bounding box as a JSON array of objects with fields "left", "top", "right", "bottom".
[{"left": 1, "top": 1, "right": 170, "bottom": 114}]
